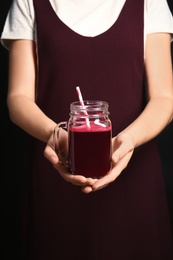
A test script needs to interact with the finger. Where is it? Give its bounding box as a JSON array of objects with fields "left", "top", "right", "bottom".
[
  {"left": 82, "top": 186, "right": 93, "bottom": 193},
  {"left": 55, "top": 162, "right": 97, "bottom": 186},
  {"left": 112, "top": 136, "right": 134, "bottom": 163},
  {"left": 44, "top": 144, "right": 59, "bottom": 164},
  {"left": 82, "top": 183, "right": 109, "bottom": 193}
]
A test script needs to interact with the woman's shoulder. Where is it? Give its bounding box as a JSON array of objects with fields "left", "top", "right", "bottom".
[
  {"left": 144, "top": 0, "right": 173, "bottom": 37},
  {"left": 1, "top": 0, "right": 36, "bottom": 48},
  {"left": 144, "top": 0, "right": 172, "bottom": 12},
  {"left": 13, "top": 0, "right": 34, "bottom": 15}
]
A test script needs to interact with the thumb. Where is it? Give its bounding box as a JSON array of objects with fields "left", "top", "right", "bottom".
[
  {"left": 44, "top": 143, "right": 59, "bottom": 165},
  {"left": 112, "top": 134, "right": 134, "bottom": 163}
]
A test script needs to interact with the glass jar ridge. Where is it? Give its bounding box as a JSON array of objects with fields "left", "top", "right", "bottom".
[{"left": 69, "top": 100, "right": 110, "bottom": 119}]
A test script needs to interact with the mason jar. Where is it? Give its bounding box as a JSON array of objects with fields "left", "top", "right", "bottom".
[{"left": 68, "top": 100, "right": 112, "bottom": 178}]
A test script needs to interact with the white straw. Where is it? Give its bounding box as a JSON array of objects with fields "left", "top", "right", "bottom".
[{"left": 76, "top": 86, "right": 90, "bottom": 128}]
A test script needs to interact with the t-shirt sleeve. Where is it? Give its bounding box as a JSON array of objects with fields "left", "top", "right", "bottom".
[
  {"left": 145, "top": 0, "right": 173, "bottom": 38},
  {"left": 0, "top": 0, "right": 35, "bottom": 49}
]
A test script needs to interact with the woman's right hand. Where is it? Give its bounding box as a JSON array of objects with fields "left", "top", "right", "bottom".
[{"left": 44, "top": 125, "right": 97, "bottom": 188}]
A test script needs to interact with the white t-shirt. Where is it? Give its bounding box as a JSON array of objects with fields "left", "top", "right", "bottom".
[{"left": 1, "top": 0, "right": 173, "bottom": 48}]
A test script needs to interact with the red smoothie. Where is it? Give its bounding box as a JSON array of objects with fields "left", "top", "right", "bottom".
[{"left": 68, "top": 121, "right": 112, "bottom": 178}]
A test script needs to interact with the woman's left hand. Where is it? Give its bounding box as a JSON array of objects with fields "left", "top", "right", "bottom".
[{"left": 82, "top": 132, "right": 135, "bottom": 193}]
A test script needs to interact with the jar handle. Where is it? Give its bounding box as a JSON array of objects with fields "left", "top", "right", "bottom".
[{"left": 53, "top": 122, "right": 69, "bottom": 167}]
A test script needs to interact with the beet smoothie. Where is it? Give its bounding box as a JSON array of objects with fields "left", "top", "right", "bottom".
[{"left": 68, "top": 121, "right": 112, "bottom": 178}]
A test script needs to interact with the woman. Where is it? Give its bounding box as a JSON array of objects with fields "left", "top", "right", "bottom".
[{"left": 1, "top": 0, "right": 173, "bottom": 259}]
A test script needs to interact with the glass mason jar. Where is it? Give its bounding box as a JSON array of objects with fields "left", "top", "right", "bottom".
[{"left": 68, "top": 100, "right": 112, "bottom": 178}]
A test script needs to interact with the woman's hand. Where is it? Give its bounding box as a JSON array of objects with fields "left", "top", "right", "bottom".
[
  {"left": 82, "top": 132, "right": 135, "bottom": 193},
  {"left": 44, "top": 126, "right": 134, "bottom": 193},
  {"left": 44, "top": 125, "right": 97, "bottom": 187}
]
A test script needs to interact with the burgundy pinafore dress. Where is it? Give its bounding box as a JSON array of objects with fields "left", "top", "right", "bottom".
[{"left": 21, "top": 0, "right": 173, "bottom": 259}]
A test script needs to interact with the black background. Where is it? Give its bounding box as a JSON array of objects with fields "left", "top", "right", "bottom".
[{"left": 1, "top": 1, "right": 173, "bottom": 259}]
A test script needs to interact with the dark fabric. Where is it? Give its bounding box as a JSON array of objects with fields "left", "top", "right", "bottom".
[{"left": 21, "top": 0, "right": 173, "bottom": 259}]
